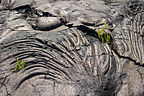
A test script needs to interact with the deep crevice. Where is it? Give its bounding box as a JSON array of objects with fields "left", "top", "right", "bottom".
[
  {"left": 76, "top": 25, "right": 113, "bottom": 44},
  {"left": 111, "top": 47, "right": 144, "bottom": 67},
  {"left": 76, "top": 25, "right": 97, "bottom": 37}
]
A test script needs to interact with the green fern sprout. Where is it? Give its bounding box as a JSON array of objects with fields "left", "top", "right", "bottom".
[
  {"left": 21, "top": 60, "right": 25, "bottom": 69},
  {"left": 106, "top": 35, "right": 111, "bottom": 43},
  {"left": 97, "top": 23, "right": 111, "bottom": 43},
  {"left": 101, "top": 23, "right": 107, "bottom": 34},
  {"left": 14, "top": 57, "right": 25, "bottom": 72},
  {"left": 14, "top": 57, "right": 20, "bottom": 71},
  {"left": 102, "top": 33, "right": 107, "bottom": 43}
]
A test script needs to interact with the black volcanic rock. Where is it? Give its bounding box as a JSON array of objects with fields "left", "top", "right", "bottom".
[{"left": 0, "top": 0, "right": 144, "bottom": 96}]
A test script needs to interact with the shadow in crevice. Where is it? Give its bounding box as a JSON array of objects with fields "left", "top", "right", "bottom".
[{"left": 76, "top": 25, "right": 113, "bottom": 44}]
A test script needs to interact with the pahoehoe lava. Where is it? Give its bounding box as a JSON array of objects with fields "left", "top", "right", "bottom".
[{"left": 0, "top": 0, "right": 144, "bottom": 96}]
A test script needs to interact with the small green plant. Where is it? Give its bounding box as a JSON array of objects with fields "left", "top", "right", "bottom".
[
  {"left": 97, "top": 23, "right": 111, "bottom": 43},
  {"left": 20, "top": 60, "right": 25, "bottom": 69},
  {"left": 14, "top": 57, "right": 25, "bottom": 72},
  {"left": 14, "top": 57, "right": 20, "bottom": 72}
]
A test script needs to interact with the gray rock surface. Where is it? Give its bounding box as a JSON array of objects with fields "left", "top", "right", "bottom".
[{"left": 0, "top": 0, "right": 144, "bottom": 96}]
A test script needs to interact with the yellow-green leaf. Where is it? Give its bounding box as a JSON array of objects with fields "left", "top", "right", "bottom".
[
  {"left": 102, "top": 37, "right": 104, "bottom": 43},
  {"left": 17, "top": 57, "right": 19, "bottom": 65},
  {"left": 106, "top": 35, "right": 111, "bottom": 43},
  {"left": 15, "top": 63, "right": 20, "bottom": 72},
  {"left": 97, "top": 28, "right": 101, "bottom": 39},
  {"left": 21, "top": 60, "right": 25, "bottom": 69},
  {"left": 101, "top": 23, "right": 107, "bottom": 36}
]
